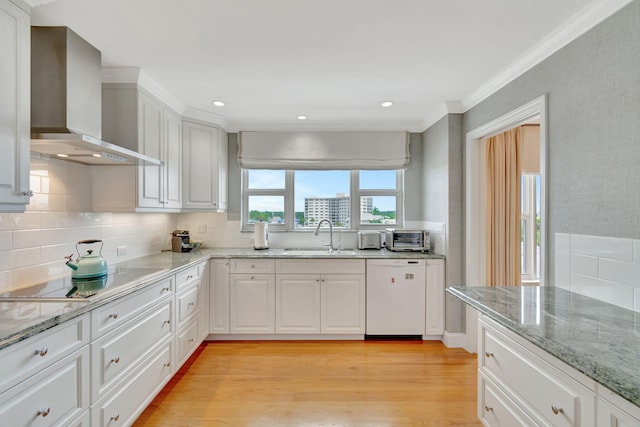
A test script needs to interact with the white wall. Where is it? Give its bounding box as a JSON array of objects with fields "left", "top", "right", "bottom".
[{"left": 556, "top": 233, "right": 640, "bottom": 312}]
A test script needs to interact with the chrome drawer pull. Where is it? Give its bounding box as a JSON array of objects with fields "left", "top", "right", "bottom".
[
  {"left": 484, "top": 352, "right": 494, "bottom": 358},
  {"left": 163, "top": 320, "right": 171, "bottom": 326},
  {"left": 35, "top": 346, "right": 48, "bottom": 357},
  {"left": 186, "top": 275, "right": 193, "bottom": 280},
  {"left": 111, "top": 357, "right": 120, "bottom": 364},
  {"left": 188, "top": 302, "right": 195, "bottom": 307},
  {"left": 163, "top": 362, "right": 171, "bottom": 368},
  {"left": 551, "top": 405, "right": 564, "bottom": 415},
  {"left": 162, "top": 287, "right": 170, "bottom": 292},
  {"left": 111, "top": 414, "right": 120, "bottom": 421},
  {"left": 484, "top": 405, "right": 493, "bottom": 412},
  {"left": 109, "top": 312, "right": 119, "bottom": 319},
  {"left": 188, "top": 338, "right": 194, "bottom": 343},
  {"left": 37, "top": 407, "right": 51, "bottom": 417}
]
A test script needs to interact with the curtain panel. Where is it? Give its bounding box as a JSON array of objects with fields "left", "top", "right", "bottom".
[
  {"left": 485, "top": 127, "right": 522, "bottom": 287},
  {"left": 237, "top": 131, "right": 409, "bottom": 170}
]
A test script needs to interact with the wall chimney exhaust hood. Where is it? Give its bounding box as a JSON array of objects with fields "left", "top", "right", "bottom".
[{"left": 30, "top": 26, "right": 161, "bottom": 166}]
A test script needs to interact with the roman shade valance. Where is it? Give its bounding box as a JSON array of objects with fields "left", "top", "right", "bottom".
[{"left": 237, "top": 131, "right": 410, "bottom": 170}]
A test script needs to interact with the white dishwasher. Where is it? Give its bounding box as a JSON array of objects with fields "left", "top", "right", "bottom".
[{"left": 366, "top": 259, "right": 426, "bottom": 336}]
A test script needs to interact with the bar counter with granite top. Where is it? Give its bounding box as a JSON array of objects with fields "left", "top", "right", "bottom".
[{"left": 448, "top": 285, "right": 640, "bottom": 408}]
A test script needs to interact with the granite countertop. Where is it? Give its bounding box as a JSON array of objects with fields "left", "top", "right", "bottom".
[
  {"left": 0, "top": 248, "right": 442, "bottom": 351},
  {"left": 448, "top": 286, "right": 640, "bottom": 408}
]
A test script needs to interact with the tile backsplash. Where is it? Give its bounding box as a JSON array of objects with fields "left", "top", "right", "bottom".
[{"left": 555, "top": 233, "right": 640, "bottom": 312}]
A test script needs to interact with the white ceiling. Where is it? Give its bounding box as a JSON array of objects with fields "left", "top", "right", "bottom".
[{"left": 28, "top": 0, "right": 628, "bottom": 132}]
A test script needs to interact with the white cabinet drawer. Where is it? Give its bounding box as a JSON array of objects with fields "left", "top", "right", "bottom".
[
  {"left": 91, "top": 299, "right": 173, "bottom": 401},
  {"left": 176, "top": 264, "right": 200, "bottom": 290},
  {"left": 276, "top": 258, "right": 365, "bottom": 275},
  {"left": 177, "top": 282, "right": 200, "bottom": 328},
  {"left": 480, "top": 320, "right": 595, "bottom": 427},
  {"left": 0, "top": 313, "right": 89, "bottom": 393},
  {"left": 230, "top": 258, "right": 275, "bottom": 274},
  {"left": 91, "top": 341, "right": 173, "bottom": 427},
  {"left": 176, "top": 317, "right": 199, "bottom": 367},
  {"left": 479, "top": 373, "right": 537, "bottom": 427},
  {"left": 0, "top": 346, "right": 89, "bottom": 427},
  {"left": 91, "top": 276, "right": 173, "bottom": 337}
]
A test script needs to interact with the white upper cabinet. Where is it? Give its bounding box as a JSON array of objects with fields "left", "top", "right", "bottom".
[
  {"left": 95, "top": 85, "right": 182, "bottom": 211},
  {"left": 182, "top": 120, "right": 227, "bottom": 211},
  {"left": 0, "top": 0, "right": 31, "bottom": 212}
]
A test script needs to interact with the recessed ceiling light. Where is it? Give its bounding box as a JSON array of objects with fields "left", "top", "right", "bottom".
[
  {"left": 212, "top": 100, "right": 225, "bottom": 107},
  {"left": 56, "top": 154, "right": 69, "bottom": 158},
  {"left": 381, "top": 101, "right": 393, "bottom": 107},
  {"left": 297, "top": 115, "right": 307, "bottom": 120}
]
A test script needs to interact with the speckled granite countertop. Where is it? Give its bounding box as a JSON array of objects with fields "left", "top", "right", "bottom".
[
  {"left": 0, "top": 248, "right": 442, "bottom": 351},
  {"left": 447, "top": 286, "right": 640, "bottom": 408}
]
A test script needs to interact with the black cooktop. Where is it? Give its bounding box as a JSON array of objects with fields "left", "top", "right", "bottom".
[{"left": 0, "top": 267, "right": 166, "bottom": 301}]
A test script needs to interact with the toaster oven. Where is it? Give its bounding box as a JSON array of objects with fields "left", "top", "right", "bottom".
[{"left": 384, "top": 229, "right": 430, "bottom": 252}]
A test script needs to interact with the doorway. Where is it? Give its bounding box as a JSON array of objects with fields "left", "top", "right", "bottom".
[{"left": 463, "top": 95, "right": 547, "bottom": 352}]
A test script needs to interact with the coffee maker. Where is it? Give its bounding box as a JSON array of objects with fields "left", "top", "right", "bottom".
[{"left": 171, "top": 230, "right": 192, "bottom": 252}]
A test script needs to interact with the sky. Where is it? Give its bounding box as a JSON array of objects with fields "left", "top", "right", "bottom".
[{"left": 248, "top": 170, "right": 397, "bottom": 212}]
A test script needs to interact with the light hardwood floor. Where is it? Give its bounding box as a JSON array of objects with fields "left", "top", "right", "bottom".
[{"left": 134, "top": 340, "right": 481, "bottom": 427}]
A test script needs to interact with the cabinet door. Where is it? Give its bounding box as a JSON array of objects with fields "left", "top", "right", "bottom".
[
  {"left": 137, "top": 93, "right": 164, "bottom": 208},
  {"left": 0, "top": 0, "right": 30, "bottom": 211},
  {"left": 229, "top": 274, "right": 275, "bottom": 333},
  {"left": 163, "top": 108, "right": 182, "bottom": 208},
  {"left": 198, "top": 261, "right": 210, "bottom": 340},
  {"left": 321, "top": 275, "right": 365, "bottom": 334},
  {"left": 182, "top": 121, "right": 227, "bottom": 210},
  {"left": 597, "top": 397, "right": 640, "bottom": 427},
  {"left": 425, "top": 259, "right": 445, "bottom": 335},
  {"left": 210, "top": 259, "right": 230, "bottom": 334},
  {"left": 276, "top": 274, "right": 321, "bottom": 334}
]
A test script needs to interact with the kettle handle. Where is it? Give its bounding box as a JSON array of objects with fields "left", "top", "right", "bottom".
[{"left": 76, "top": 239, "right": 104, "bottom": 256}]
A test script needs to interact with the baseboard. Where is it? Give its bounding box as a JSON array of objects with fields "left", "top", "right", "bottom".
[{"left": 442, "top": 331, "right": 467, "bottom": 349}]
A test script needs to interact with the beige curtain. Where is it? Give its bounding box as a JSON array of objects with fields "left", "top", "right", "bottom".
[{"left": 485, "top": 127, "right": 522, "bottom": 287}]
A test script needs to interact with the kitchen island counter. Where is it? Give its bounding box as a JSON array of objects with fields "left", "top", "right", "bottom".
[{"left": 448, "top": 285, "right": 640, "bottom": 408}]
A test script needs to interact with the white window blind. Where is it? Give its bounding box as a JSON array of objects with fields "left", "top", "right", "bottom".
[{"left": 238, "top": 131, "right": 410, "bottom": 170}]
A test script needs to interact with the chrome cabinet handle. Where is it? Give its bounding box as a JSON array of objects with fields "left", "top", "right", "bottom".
[
  {"left": 35, "top": 346, "right": 48, "bottom": 357},
  {"left": 484, "top": 405, "right": 493, "bottom": 412},
  {"left": 188, "top": 302, "right": 194, "bottom": 307},
  {"left": 23, "top": 190, "right": 34, "bottom": 197},
  {"left": 485, "top": 352, "right": 494, "bottom": 358},
  {"left": 551, "top": 405, "right": 564, "bottom": 415},
  {"left": 37, "top": 407, "right": 51, "bottom": 417},
  {"left": 186, "top": 275, "right": 193, "bottom": 280},
  {"left": 111, "top": 357, "right": 120, "bottom": 364},
  {"left": 163, "top": 362, "right": 171, "bottom": 368},
  {"left": 163, "top": 320, "right": 171, "bottom": 326},
  {"left": 162, "top": 287, "right": 170, "bottom": 292},
  {"left": 111, "top": 414, "right": 120, "bottom": 421},
  {"left": 109, "top": 312, "right": 119, "bottom": 319},
  {"left": 188, "top": 338, "right": 194, "bottom": 343}
]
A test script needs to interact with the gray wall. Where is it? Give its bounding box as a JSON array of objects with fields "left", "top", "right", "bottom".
[
  {"left": 227, "top": 133, "right": 241, "bottom": 221},
  {"left": 423, "top": 114, "right": 464, "bottom": 332},
  {"left": 462, "top": 1, "right": 640, "bottom": 285}
]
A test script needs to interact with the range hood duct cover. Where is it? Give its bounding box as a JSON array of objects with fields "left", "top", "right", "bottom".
[{"left": 30, "top": 27, "right": 161, "bottom": 166}]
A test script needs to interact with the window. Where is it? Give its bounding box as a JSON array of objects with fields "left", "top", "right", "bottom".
[
  {"left": 242, "top": 170, "right": 403, "bottom": 231},
  {"left": 521, "top": 174, "right": 540, "bottom": 282}
]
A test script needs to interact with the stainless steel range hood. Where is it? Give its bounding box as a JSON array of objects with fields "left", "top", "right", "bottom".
[{"left": 30, "top": 27, "right": 161, "bottom": 166}]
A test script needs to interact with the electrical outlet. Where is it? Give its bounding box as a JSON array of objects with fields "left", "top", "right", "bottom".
[
  {"left": 117, "top": 246, "right": 127, "bottom": 256},
  {"left": 196, "top": 224, "right": 207, "bottom": 233}
]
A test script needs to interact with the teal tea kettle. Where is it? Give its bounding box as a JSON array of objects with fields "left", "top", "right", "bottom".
[{"left": 64, "top": 239, "right": 109, "bottom": 279}]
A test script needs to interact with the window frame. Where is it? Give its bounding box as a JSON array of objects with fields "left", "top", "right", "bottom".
[
  {"left": 241, "top": 169, "right": 403, "bottom": 231},
  {"left": 521, "top": 173, "right": 539, "bottom": 282}
]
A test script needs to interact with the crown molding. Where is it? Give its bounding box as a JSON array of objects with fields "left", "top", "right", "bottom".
[
  {"left": 460, "top": 0, "right": 634, "bottom": 112},
  {"left": 182, "top": 107, "right": 230, "bottom": 131}
]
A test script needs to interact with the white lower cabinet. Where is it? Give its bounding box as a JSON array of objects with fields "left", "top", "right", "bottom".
[
  {"left": 479, "top": 316, "right": 596, "bottom": 427},
  {"left": 229, "top": 273, "right": 276, "bottom": 333},
  {"left": 320, "top": 274, "right": 365, "bottom": 334},
  {"left": 91, "top": 341, "right": 173, "bottom": 427},
  {"left": 91, "top": 299, "right": 173, "bottom": 401},
  {"left": 479, "top": 372, "right": 538, "bottom": 426},
  {"left": 0, "top": 345, "right": 90, "bottom": 427},
  {"left": 425, "top": 259, "right": 445, "bottom": 335},
  {"left": 597, "top": 392, "right": 640, "bottom": 427},
  {"left": 276, "top": 274, "right": 321, "bottom": 333},
  {"left": 176, "top": 317, "right": 200, "bottom": 367},
  {"left": 209, "top": 259, "right": 230, "bottom": 334}
]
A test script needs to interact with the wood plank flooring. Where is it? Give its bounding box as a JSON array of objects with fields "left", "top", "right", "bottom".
[{"left": 134, "top": 340, "right": 481, "bottom": 427}]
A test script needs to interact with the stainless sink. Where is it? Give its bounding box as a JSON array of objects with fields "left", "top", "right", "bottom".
[{"left": 282, "top": 249, "right": 358, "bottom": 256}]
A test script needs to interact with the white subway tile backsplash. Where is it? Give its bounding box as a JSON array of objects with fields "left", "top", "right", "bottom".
[
  {"left": 570, "top": 254, "right": 598, "bottom": 277},
  {"left": 555, "top": 233, "right": 571, "bottom": 288},
  {"left": 570, "top": 234, "right": 633, "bottom": 262},
  {"left": 599, "top": 258, "right": 640, "bottom": 288},
  {"left": 570, "top": 273, "right": 635, "bottom": 310},
  {"left": 558, "top": 233, "right": 640, "bottom": 313},
  {"left": 0, "top": 232, "right": 12, "bottom": 251},
  {"left": 0, "top": 213, "right": 41, "bottom": 231}
]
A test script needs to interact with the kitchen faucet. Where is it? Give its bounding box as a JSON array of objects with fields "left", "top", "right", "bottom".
[{"left": 314, "top": 219, "right": 334, "bottom": 252}]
